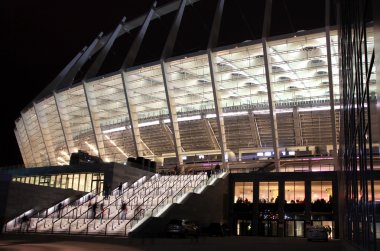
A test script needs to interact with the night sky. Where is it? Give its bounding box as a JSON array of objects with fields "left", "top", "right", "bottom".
[
  {"left": 1, "top": 0, "right": 156, "bottom": 166},
  {"left": 1, "top": 0, "right": 326, "bottom": 167}
]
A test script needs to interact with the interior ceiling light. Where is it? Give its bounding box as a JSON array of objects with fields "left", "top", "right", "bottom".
[
  {"left": 278, "top": 76, "right": 291, "bottom": 82},
  {"left": 308, "top": 59, "right": 325, "bottom": 67},
  {"left": 198, "top": 79, "right": 209, "bottom": 83},
  {"left": 315, "top": 70, "right": 328, "bottom": 76},
  {"left": 271, "top": 65, "right": 284, "bottom": 73},
  {"left": 302, "top": 46, "right": 317, "bottom": 51}
]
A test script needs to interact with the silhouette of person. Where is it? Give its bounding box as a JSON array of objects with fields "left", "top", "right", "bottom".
[
  {"left": 121, "top": 202, "right": 127, "bottom": 220},
  {"left": 57, "top": 202, "right": 63, "bottom": 218},
  {"left": 174, "top": 165, "right": 179, "bottom": 175},
  {"left": 215, "top": 164, "right": 221, "bottom": 173},
  {"left": 91, "top": 202, "right": 97, "bottom": 219},
  {"left": 118, "top": 182, "right": 123, "bottom": 196},
  {"left": 104, "top": 184, "right": 111, "bottom": 199}
]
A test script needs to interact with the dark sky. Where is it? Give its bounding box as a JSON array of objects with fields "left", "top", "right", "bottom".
[
  {"left": 1, "top": 0, "right": 326, "bottom": 167},
  {"left": 1, "top": 0, "right": 157, "bottom": 166}
]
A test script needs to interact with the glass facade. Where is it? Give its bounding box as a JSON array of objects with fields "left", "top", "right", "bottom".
[
  {"left": 14, "top": 29, "right": 376, "bottom": 170},
  {"left": 233, "top": 176, "right": 335, "bottom": 238},
  {"left": 12, "top": 172, "right": 104, "bottom": 192}
]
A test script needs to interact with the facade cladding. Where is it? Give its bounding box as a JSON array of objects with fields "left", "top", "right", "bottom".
[
  {"left": 15, "top": 0, "right": 353, "bottom": 169},
  {"left": 9, "top": 0, "right": 379, "bottom": 249}
]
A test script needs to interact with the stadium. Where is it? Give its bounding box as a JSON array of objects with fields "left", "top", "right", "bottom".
[{"left": 1, "top": 0, "right": 379, "bottom": 250}]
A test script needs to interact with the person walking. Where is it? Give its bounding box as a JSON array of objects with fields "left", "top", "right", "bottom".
[
  {"left": 120, "top": 202, "right": 127, "bottom": 220},
  {"left": 57, "top": 202, "right": 63, "bottom": 218},
  {"left": 104, "top": 184, "right": 111, "bottom": 200},
  {"left": 215, "top": 164, "right": 221, "bottom": 174},
  {"left": 118, "top": 182, "right": 123, "bottom": 196},
  {"left": 91, "top": 202, "right": 97, "bottom": 219}
]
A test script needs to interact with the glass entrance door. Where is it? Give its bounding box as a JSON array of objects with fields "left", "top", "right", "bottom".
[
  {"left": 259, "top": 220, "right": 278, "bottom": 236},
  {"left": 285, "top": 220, "right": 305, "bottom": 237}
]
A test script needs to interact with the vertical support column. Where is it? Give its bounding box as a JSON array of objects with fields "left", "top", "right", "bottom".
[
  {"left": 161, "top": 61, "right": 183, "bottom": 167},
  {"left": 253, "top": 181, "right": 260, "bottom": 236},
  {"left": 53, "top": 92, "right": 74, "bottom": 155},
  {"left": 262, "top": 40, "right": 280, "bottom": 172},
  {"left": 159, "top": 0, "right": 187, "bottom": 169},
  {"left": 292, "top": 107, "right": 303, "bottom": 146},
  {"left": 121, "top": 71, "right": 144, "bottom": 157},
  {"left": 278, "top": 180, "right": 285, "bottom": 237},
  {"left": 20, "top": 114, "right": 38, "bottom": 166},
  {"left": 208, "top": 50, "right": 227, "bottom": 163},
  {"left": 376, "top": 0, "right": 380, "bottom": 135},
  {"left": 120, "top": 2, "right": 158, "bottom": 158},
  {"left": 262, "top": 0, "right": 280, "bottom": 171},
  {"left": 325, "top": 0, "right": 338, "bottom": 170},
  {"left": 83, "top": 82, "right": 105, "bottom": 158},
  {"left": 207, "top": 0, "right": 227, "bottom": 164},
  {"left": 33, "top": 103, "right": 54, "bottom": 165},
  {"left": 305, "top": 179, "right": 311, "bottom": 226}
]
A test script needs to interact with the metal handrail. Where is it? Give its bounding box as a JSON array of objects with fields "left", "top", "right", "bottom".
[
  {"left": 51, "top": 207, "right": 77, "bottom": 234},
  {"left": 172, "top": 179, "right": 192, "bottom": 203},
  {"left": 123, "top": 207, "right": 145, "bottom": 236},
  {"left": 103, "top": 208, "right": 123, "bottom": 235},
  {"left": 82, "top": 176, "right": 152, "bottom": 234}
]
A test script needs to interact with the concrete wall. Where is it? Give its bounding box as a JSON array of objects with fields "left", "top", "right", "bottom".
[
  {"left": 4, "top": 182, "right": 85, "bottom": 224},
  {"left": 130, "top": 174, "right": 230, "bottom": 237},
  {"left": 110, "top": 163, "right": 155, "bottom": 189}
]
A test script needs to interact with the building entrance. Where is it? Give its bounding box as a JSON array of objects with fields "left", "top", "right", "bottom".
[{"left": 259, "top": 220, "right": 278, "bottom": 236}]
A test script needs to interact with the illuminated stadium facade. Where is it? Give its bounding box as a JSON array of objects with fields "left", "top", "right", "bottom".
[
  {"left": 15, "top": 0, "right": 368, "bottom": 171},
  {"left": 7, "top": 0, "right": 380, "bottom": 249}
]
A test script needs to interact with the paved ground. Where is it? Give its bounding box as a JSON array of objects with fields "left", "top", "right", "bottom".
[{"left": 0, "top": 234, "right": 362, "bottom": 251}]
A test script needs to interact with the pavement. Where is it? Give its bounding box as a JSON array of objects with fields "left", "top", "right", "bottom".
[{"left": 0, "top": 233, "right": 364, "bottom": 251}]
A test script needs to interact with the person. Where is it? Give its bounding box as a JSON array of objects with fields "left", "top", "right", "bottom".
[
  {"left": 206, "top": 170, "right": 211, "bottom": 179},
  {"left": 20, "top": 215, "right": 30, "bottom": 231},
  {"left": 100, "top": 203, "right": 106, "bottom": 219},
  {"left": 104, "top": 184, "right": 111, "bottom": 200},
  {"left": 121, "top": 202, "right": 127, "bottom": 220},
  {"left": 91, "top": 202, "right": 97, "bottom": 219},
  {"left": 215, "top": 164, "right": 221, "bottom": 174},
  {"left": 325, "top": 225, "right": 332, "bottom": 239},
  {"left": 174, "top": 165, "right": 179, "bottom": 175},
  {"left": 118, "top": 182, "right": 123, "bottom": 196},
  {"left": 57, "top": 202, "right": 63, "bottom": 218}
]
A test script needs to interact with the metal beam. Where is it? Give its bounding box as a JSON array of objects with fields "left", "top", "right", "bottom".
[
  {"left": 207, "top": 0, "right": 225, "bottom": 49},
  {"left": 20, "top": 114, "right": 38, "bottom": 166},
  {"left": 58, "top": 33, "right": 104, "bottom": 90},
  {"left": 161, "top": 61, "right": 183, "bottom": 167},
  {"left": 325, "top": 0, "right": 338, "bottom": 170},
  {"left": 34, "top": 50, "right": 84, "bottom": 103},
  {"left": 122, "top": 1, "right": 157, "bottom": 69},
  {"left": 207, "top": 50, "right": 228, "bottom": 163},
  {"left": 160, "top": 0, "right": 187, "bottom": 60},
  {"left": 53, "top": 92, "right": 74, "bottom": 156},
  {"left": 121, "top": 71, "right": 144, "bottom": 157},
  {"left": 262, "top": 0, "right": 280, "bottom": 171},
  {"left": 82, "top": 83, "right": 105, "bottom": 158},
  {"left": 85, "top": 17, "right": 127, "bottom": 80},
  {"left": 33, "top": 103, "right": 54, "bottom": 165}
]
